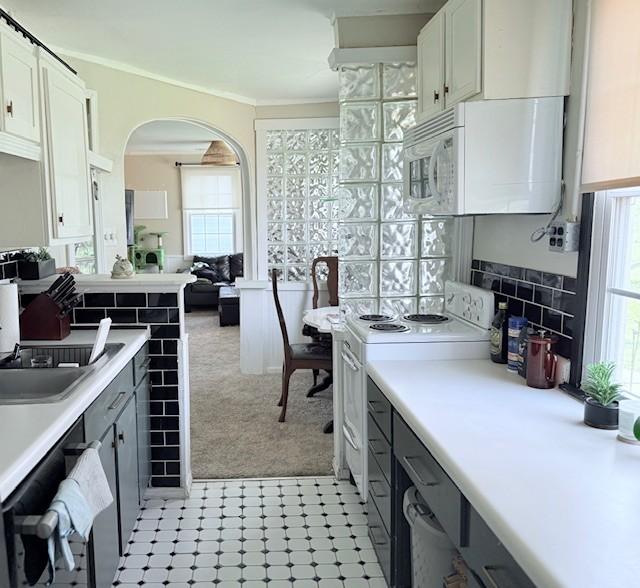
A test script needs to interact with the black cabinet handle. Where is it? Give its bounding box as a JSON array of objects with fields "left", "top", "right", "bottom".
[
  {"left": 118, "top": 431, "right": 125, "bottom": 444},
  {"left": 108, "top": 391, "right": 127, "bottom": 411},
  {"left": 369, "top": 525, "right": 387, "bottom": 546},
  {"left": 370, "top": 480, "right": 388, "bottom": 499},
  {"left": 403, "top": 455, "right": 438, "bottom": 487}
]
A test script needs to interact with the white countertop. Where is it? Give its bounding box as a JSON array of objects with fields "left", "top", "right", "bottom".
[
  {"left": 0, "top": 328, "right": 149, "bottom": 502},
  {"left": 18, "top": 273, "right": 196, "bottom": 293},
  {"left": 367, "top": 359, "right": 640, "bottom": 588}
]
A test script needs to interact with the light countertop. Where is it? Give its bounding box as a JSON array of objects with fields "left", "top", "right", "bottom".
[
  {"left": 367, "top": 359, "right": 640, "bottom": 588},
  {"left": 18, "top": 273, "right": 196, "bottom": 293},
  {"left": 0, "top": 328, "right": 149, "bottom": 502}
]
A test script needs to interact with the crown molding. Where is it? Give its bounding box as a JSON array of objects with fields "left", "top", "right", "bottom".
[{"left": 327, "top": 46, "right": 417, "bottom": 70}]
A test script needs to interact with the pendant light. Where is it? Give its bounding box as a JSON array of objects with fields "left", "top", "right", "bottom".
[{"left": 201, "top": 140, "right": 238, "bottom": 166}]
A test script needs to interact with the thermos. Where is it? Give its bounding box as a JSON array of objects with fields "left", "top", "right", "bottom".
[{"left": 526, "top": 330, "right": 558, "bottom": 389}]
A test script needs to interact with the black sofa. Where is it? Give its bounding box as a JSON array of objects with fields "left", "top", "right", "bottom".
[{"left": 184, "top": 253, "right": 243, "bottom": 312}]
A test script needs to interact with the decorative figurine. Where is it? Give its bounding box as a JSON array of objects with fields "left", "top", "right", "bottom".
[{"left": 111, "top": 254, "right": 135, "bottom": 279}]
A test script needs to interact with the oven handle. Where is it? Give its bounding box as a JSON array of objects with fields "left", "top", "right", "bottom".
[
  {"left": 341, "top": 349, "right": 360, "bottom": 372},
  {"left": 342, "top": 423, "right": 360, "bottom": 451}
]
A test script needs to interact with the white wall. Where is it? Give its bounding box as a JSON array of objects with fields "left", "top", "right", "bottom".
[{"left": 471, "top": 0, "right": 590, "bottom": 279}]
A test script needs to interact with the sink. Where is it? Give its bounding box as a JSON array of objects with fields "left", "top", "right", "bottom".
[{"left": 0, "top": 343, "right": 124, "bottom": 404}]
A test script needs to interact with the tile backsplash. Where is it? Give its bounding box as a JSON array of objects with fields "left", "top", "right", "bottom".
[
  {"left": 471, "top": 259, "right": 575, "bottom": 358},
  {"left": 0, "top": 252, "right": 19, "bottom": 280}
]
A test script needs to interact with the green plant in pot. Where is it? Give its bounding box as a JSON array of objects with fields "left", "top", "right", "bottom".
[
  {"left": 18, "top": 247, "right": 56, "bottom": 280},
  {"left": 582, "top": 361, "right": 623, "bottom": 430}
]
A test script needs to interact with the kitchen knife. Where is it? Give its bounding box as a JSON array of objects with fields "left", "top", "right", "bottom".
[
  {"left": 59, "top": 294, "right": 83, "bottom": 317},
  {"left": 51, "top": 279, "right": 76, "bottom": 305},
  {"left": 48, "top": 274, "right": 74, "bottom": 302},
  {"left": 45, "top": 274, "right": 66, "bottom": 295}
]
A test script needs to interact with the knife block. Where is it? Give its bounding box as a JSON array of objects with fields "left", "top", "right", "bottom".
[{"left": 20, "top": 294, "right": 70, "bottom": 341}]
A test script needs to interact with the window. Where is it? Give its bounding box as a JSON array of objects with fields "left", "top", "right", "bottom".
[
  {"left": 186, "top": 212, "right": 234, "bottom": 256},
  {"left": 586, "top": 187, "right": 640, "bottom": 395},
  {"left": 180, "top": 166, "right": 242, "bottom": 257}
]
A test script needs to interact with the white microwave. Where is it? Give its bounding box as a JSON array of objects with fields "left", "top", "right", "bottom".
[{"left": 403, "top": 97, "right": 564, "bottom": 216}]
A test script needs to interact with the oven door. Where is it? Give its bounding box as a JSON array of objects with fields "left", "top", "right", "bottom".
[{"left": 404, "top": 128, "right": 461, "bottom": 215}]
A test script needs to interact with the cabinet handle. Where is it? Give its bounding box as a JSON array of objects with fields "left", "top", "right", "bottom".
[
  {"left": 108, "top": 391, "right": 127, "bottom": 411},
  {"left": 6, "top": 100, "right": 13, "bottom": 117},
  {"left": 403, "top": 455, "right": 438, "bottom": 487},
  {"left": 369, "top": 525, "right": 387, "bottom": 546},
  {"left": 58, "top": 213, "right": 64, "bottom": 225},
  {"left": 118, "top": 431, "right": 125, "bottom": 444},
  {"left": 433, "top": 90, "right": 440, "bottom": 103},
  {"left": 370, "top": 480, "right": 388, "bottom": 499},
  {"left": 444, "top": 84, "right": 450, "bottom": 94}
]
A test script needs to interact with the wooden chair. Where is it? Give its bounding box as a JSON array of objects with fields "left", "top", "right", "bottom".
[
  {"left": 311, "top": 256, "right": 339, "bottom": 309},
  {"left": 272, "top": 269, "right": 332, "bottom": 422}
]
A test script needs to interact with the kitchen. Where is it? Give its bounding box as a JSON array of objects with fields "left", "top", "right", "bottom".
[{"left": 0, "top": 0, "right": 639, "bottom": 587}]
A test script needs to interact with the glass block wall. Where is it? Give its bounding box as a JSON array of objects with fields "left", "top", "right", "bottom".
[
  {"left": 266, "top": 128, "right": 341, "bottom": 282},
  {"left": 337, "top": 62, "right": 453, "bottom": 316}
]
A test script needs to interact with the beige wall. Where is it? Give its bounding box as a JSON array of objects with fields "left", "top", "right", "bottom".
[
  {"left": 255, "top": 102, "right": 339, "bottom": 119},
  {"left": 66, "top": 56, "right": 257, "bottom": 273}
]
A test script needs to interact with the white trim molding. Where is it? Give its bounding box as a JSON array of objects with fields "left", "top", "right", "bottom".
[
  {"left": 255, "top": 118, "right": 340, "bottom": 131},
  {"left": 327, "top": 46, "right": 417, "bottom": 70}
]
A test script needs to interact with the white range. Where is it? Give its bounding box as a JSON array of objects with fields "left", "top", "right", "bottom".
[{"left": 337, "top": 280, "right": 495, "bottom": 498}]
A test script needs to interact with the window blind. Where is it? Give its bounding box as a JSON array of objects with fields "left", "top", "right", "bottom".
[
  {"left": 180, "top": 166, "right": 241, "bottom": 209},
  {"left": 582, "top": 0, "right": 640, "bottom": 191}
]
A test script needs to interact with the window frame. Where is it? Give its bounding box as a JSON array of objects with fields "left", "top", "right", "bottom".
[
  {"left": 183, "top": 209, "right": 237, "bottom": 257},
  {"left": 584, "top": 187, "right": 640, "bottom": 395}
]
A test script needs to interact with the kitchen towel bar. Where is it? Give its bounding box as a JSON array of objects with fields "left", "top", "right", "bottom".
[{"left": 14, "top": 441, "right": 101, "bottom": 539}]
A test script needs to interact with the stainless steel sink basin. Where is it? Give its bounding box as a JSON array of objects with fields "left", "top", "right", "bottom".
[{"left": 0, "top": 343, "right": 124, "bottom": 404}]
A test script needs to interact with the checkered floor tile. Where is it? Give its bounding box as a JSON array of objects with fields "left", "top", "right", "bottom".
[{"left": 113, "top": 476, "right": 387, "bottom": 587}]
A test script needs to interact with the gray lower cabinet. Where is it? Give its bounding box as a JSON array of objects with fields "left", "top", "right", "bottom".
[
  {"left": 136, "top": 373, "right": 151, "bottom": 501},
  {"left": 91, "top": 427, "right": 120, "bottom": 588},
  {"left": 115, "top": 395, "right": 141, "bottom": 554}
]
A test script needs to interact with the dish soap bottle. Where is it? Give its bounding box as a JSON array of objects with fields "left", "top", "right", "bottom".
[{"left": 490, "top": 302, "right": 508, "bottom": 364}]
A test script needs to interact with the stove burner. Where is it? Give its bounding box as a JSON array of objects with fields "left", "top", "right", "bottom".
[
  {"left": 404, "top": 313, "right": 450, "bottom": 324},
  {"left": 370, "top": 323, "right": 410, "bottom": 332},
  {"left": 359, "top": 314, "right": 392, "bottom": 322}
]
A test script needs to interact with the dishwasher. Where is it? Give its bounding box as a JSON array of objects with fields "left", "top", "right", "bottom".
[{"left": 1, "top": 418, "right": 92, "bottom": 588}]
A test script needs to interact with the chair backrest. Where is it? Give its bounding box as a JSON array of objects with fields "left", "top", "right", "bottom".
[
  {"left": 311, "top": 256, "right": 339, "bottom": 309},
  {"left": 271, "top": 268, "right": 291, "bottom": 360}
]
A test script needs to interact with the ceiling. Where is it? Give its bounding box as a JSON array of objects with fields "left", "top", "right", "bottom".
[
  {"left": 126, "top": 120, "right": 220, "bottom": 155},
  {"left": 0, "top": 0, "right": 438, "bottom": 104}
]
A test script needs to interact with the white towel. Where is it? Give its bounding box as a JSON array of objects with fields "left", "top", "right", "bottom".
[{"left": 67, "top": 446, "right": 113, "bottom": 518}]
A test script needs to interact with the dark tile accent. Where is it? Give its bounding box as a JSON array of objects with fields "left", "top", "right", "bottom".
[
  {"left": 563, "top": 276, "right": 577, "bottom": 293},
  {"left": 148, "top": 293, "right": 178, "bottom": 307},
  {"left": 163, "top": 340, "right": 178, "bottom": 355},
  {"left": 150, "top": 371, "right": 163, "bottom": 385},
  {"left": 542, "top": 273, "right": 564, "bottom": 290},
  {"left": 150, "top": 356, "right": 178, "bottom": 371},
  {"left": 151, "top": 324, "right": 180, "bottom": 339},
  {"left": 150, "top": 432, "right": 164, "bottom": 445},
  {"left": 151, "top": 386, "right": 179, "bottom": 401},
  {"left": 150, "top": 401, "right": 163, "bottom": 416},
  {"left": 471, "top": 259, "right": 480, "bottom": 270},
  {"left": 20, "top": 293, "right": 38, "bottom": 308},
  {"left": 168, "top": 308, "right": 179, "bottom": 323},
  {"left": 507, "top": 298, "right": 524, "bottom": 318},
  {"left": 152, "top": 446, "right": 180, "bottom": 461},
  {"left": 542, "top": 308, "right": 563, "bottom": 332},
  {"left": 556, "top": 336, "right": 572, "bottom": 358},
  {"left": 165, "top": 462, "right": 180, "bottom": 475},
  {"left": 84, "top": 293, "right": 115, "bottom": 307},
  {"left": 165, "top": 432, "right": 180, "bottom": 445},
  {"left": 163, "top": 370, "right": 178, "bottom": 385},
  {"left": 151, "top": 462, "right": 165, "bottom": 476},
  {"left": 3, "top": 263, "right": 17, "bottom": 279},
  {"left": 553, "top": 291, "right": 577, "bottom": 315},
  {"left": 116, "top": 293, "right": 147, "bottom": 307},
  {"left": 472, "top": 270, "right": 483, "bottom": 288},
  {"left": 150, "top": 416, "right": 179, "bottom": 431},
  {"left": 74, "top": 308, "right": 106, "bottom": 323},
  {"left": 563, "top": 315, "right": 574, "bottom": 338},
  {"left": 480, "top": 273, "right": 501, "bottom": 292},
  {"left": 524, "top": 303, "right": 542, "bottom": 325},
  {"left": 525, "top": 269, "right": 542, "bottom": 284},
  {"left": 165, "top": 401, "right": 179, "bottom": 415},
  {"left": 152, "top": 476, "right": 180, "bottom": 488},
  {"left": 516, "top": 282, "right": 534, "bottom": 302},
  {"left": 138, "top": 308, "right": 169, "bottom": 323},
  {"left": 533, "top": 285, "right": 553, "bottom": 307},
  {"left": 501, "top": 278, "right": 517, "bottom": 297},
  {"left": 148, "top": 339, "right": 163, "bottom": 354},
  {"left": 106, "top": 308, "right": 138, "bottom": 323}
]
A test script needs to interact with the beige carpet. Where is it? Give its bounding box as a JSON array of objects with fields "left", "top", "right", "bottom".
[{"left": 187, "top": 310, "right": 333, "bottom": 479}]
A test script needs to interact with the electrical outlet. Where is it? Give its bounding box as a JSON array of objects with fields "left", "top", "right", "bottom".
[{"left": 548, "top": 220, "right": 580, "bottom": 253}]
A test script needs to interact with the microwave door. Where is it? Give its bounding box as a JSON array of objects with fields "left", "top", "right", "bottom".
[{"left": 428, "top": 135, "right": 455, "bottom": 214}]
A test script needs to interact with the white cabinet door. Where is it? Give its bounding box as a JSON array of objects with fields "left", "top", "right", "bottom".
[
  {"left": 445, "top": 0, "right": 482, "bottom": 106},
  {"left": 42, "top": 64, "right": 92, "bottom": 240},
  {"left": 0, "top": 32, "right": 40, "bottom": 142},
  {"left": 417, "top": 11, "right": 445, "bottom": 121}
]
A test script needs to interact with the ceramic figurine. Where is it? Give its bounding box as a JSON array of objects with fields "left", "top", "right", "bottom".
[{"left": 111, "top": 254, "right": 135, "bottom": 279}]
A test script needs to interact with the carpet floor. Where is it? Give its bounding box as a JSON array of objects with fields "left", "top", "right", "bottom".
[{"left": 186, "top": 310, "right": 334, "bottom": 480}]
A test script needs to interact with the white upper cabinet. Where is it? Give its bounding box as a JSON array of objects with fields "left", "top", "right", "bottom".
[
  {"left": 417, "top": 11, "right": 445, "bottom": 120},
  {"left": 417, "top": 0, "right": 572, "bottom": 122},
  {"left": 444, "top": 0, "right": 482, "bottom": 106},
  {"left": 40, "top": 56, "right": 92, "bottom": 240}
]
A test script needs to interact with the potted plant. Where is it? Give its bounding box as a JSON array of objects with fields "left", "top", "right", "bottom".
[
  {"left": 18, "top": 248, "right": 56, "bottom": 280},
  {"left": 582, "top": 361, "right": 623, "bottom": 430}
]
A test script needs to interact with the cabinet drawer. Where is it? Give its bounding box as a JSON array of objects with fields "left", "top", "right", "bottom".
[
  {"left": 85, "top": 361, "right": 134, "bottom": 440},
  {"left": 367, "top": 377, "right": 391, "bottom": 442},
  {"left": 367, "top": 495, "right": 392, "bottom": 585},
  {"left": 367, "top": 412, "right": 391, "bottom": 485},
  {"left": 393, "top": 413, "right": 467, "bottom": 547},
  {"left": 367, "top": 448, "right": 391, "bottom": 535},
  {"left": 133, "top": 343, "right": 149, "bottom": 388},
  {"left": 463, "top": 506, "right": 535, "bottom": 588}
]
